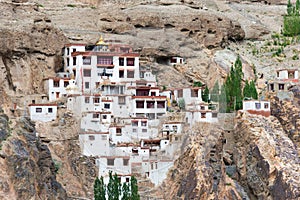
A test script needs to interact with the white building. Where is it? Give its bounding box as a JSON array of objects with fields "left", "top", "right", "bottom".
[
  {"left": 28, "top": 103, "right": 57, "bottom": 122},
  {"left": 173, "top": 87, "right": 202, "bottom": 106},
  {"left": 44, "top": 77, "right": 77, "bottom": 102},
  {"left": 276, "top": 69, "right": 299, "bottom": 81},
  {"left": 79, "top": 131, "right": 110, "bottom": 156},
  {"left": 243, "top": 100, "right": 271, "bottom": 117},
  {"left": 185, "top": 102, "right": 218, "bottom": 125},
  {"left": 168, "top": 56, "right": 186, "bottom": 66}
]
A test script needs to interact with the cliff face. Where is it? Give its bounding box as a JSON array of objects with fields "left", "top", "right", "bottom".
[
  {"left": 270, "top": 96, "right": 300, "bottom": 155},
  {"left": 0, "top": 112, "right": 67, "bottom": 200},
  {"left": 234, "top": 112, "right": 300, "bottom": 200},
  {"left": 0, "top": 1, "right": 67, "bottom": 96},
  {"left": 160, "top": 112, "right": 300, "bottom": 200}
]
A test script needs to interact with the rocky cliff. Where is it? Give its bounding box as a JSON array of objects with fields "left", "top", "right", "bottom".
[
  {"left": 159, "top": 112, "right": 300, "bottom": 200},
  {"left": 0, "top": 110, "right": 67, "bottom": 200}
]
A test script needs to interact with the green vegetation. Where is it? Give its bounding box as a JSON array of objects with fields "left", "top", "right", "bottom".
[
  {"left": 193, "top": 81, "right": 203, "bottom": 87},
  {"left": 243, "top": 80, "right": 258, "bottom": 100},
  {"left": 178, "top": 98, "right": 185, "bottom": 110},
  {"left": 94, "top": 171, "right": 140, "bottom": 200},
  {"left": 53, "top": 159, "right": 62, "bottom": 174},
  {"left": 217, "top": 56, "right": 258, "bottom": 113},
  {"left": 94, "top": 177, "right": 106, "bottom": 200},
  {"left": 283, "top": 0, "right": 300, "bottom": 36},
  {"left": 201, "top": 86, "right": 210, "bottom": 102}
]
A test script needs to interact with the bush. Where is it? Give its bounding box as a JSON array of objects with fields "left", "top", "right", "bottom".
[{"left": 283, "top": 16, "right": 300, "bottom": 36}]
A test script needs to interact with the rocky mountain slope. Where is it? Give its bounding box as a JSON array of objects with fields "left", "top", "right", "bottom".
[
  {"left": 158, "top": 112, "right": 300, "bottom": 200},
  {"left": 0, "top": 0, "right": 299, "bottom": 199}
]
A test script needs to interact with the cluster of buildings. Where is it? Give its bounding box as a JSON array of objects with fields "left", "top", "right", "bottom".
[
  {"left": 27, "top": 36, "right": 300, "bottom": 186},
  {"left": 27, "top": 36, "right": 220, "bottom": 185}
]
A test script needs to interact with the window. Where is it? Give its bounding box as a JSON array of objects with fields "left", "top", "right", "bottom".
[
  {"left": 107, "top": 159, "right": 114, "bottom": 166},
  {"left": 101, "top": 135, "right": 107, "bottom": 140},
  {"left": 141, "top": 121, "right": 147, "bottom": 126},
  {"left": 54, "top": 81, "right": 59, "bottom": 87},
  {"left": 201, "top": 113, "right": 206, "bottom": 118},
  {"left": 279, "top": 84, "right": 285, "bottom": 90},
  {"left": 132, "top": 121, "right": 138, "bottom": 126},
  {"left": 85, "top": 82, "right": 90, "bottom": 89},
  {"left": 119, "top": 70, "right": 124, "bottom": 78},
  {"left": 132, "top": 128, "right": 137, "bottom": 132},
  {"left": 102, "top": 115, "right": 107, "bottom": 119},
  {"left": 127, "top": 70, "right": 134, "bottom": 78},
  {"left": 191, "top": 89, "right": 198, "bottom": 97},
  {"left": 89, "top": 135, "right": 95, "bottom": 140},
  {"left": 64, "top": 81, "right": 69, "bottom": 87},
  {"left": 136, "top": 101, "right": 144, "bottom": 108},
  {"left": 97, "top": 56, "right": 113, "bottom": 65},
  {"left": 94, "top": 98, "right": 100, "bottom": 103},
  {"left": 118, "top": 96, "right": 126, "bottom": 105},
  {"left": 212, "top": 113, "right": 218, "bottom": 118},
  {"left": 157, "top": 101, "right": 165, "bottom": 108},
  {"left": 119, "top": 58, "right": 124, "bottom": 66},
  {"left": 97, "top": 73, "right": 101, "bottom": 76},
  {"left": 116, "top": 128, "right": 122, "bottom": 136},
  {"left": 126, "top": 177, "right": 130, "bottom": 183},
  {"left": 66, "top": 48, "right": 69, "bottom": 55},
  {"left": 121, "top": 47, "right": 130, "bottom": 53},
  {"left": 264, "top": 103, "right": 269, "bottom": 109},
  {"left": 142, "top": 129, "right": 147, "bottom": 133},
  {"left": 83, "top": 56, "right": 91, "bottom": 65},
  {"left": 177, "top": 89, "right": 183, "bottom": 98},
  {"left": 73, "top": 57, "right": 76, "bottom": 65},
  {"left": 147, "top": 101, "right": 155, "bottom": 108},
  {"left": 36, "top": 108, "right": 42, "bottom": 113},
  {"left": 48, "top": 108, "right": 53, "bottom": 113},
  {"left": 93, "top": 113, "right": 100, "bottom": 118},
  {"left": 67, "top": 58, "right": 70, "bottom": 66},
  {"left": 127, "top": 58, "right": 135, "bottom": 66},
  {"left": 72, "top": 48, "right": 76, "bottom": 52},
  {"left": 83, "top": 69, "right": 91, "bottom": 77},
  {"left": 104, "top": 103, "right": 110, "bottom": 109},
  {"left": 170, "top": 57, "right": 177, "bottom": 63},
  {"left": 85, "top": 97, "right": 90, "bottom": 103},
  {"left": 255, "top": 103, "right": 261, "bottom": 109},
  {"left": 123, "top": 159, "right": 129, "bottom": 166},
  {"left": 200, "top": 106, "right": 205, "bottom": 110}
]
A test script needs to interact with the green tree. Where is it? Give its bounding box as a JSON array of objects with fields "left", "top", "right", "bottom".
[
  {"left": 249, "top": 80, "right": 258, "bottom": 99},
  {"left": 107, "top": 171, "right": 121, "bottom": 200},
  {"left": 121, "top": 182, "right": 130, "bottom": 200},
  {"left": 287, "top": 0, "right": 293, "bottom": 15},
  {"left": 224, "top": 55, "right": 244, "bottom": 112},
  {"left": 202, "top": 86, "right": 210, "bottom": 102},
  {"left": 243, "top": 80, "right": 251, "bottom": 99},
  {"left": 130, "top": 176, "right": 140, "bottom": 200},
  {"left": 296, "top": 0, "right": 300, "bottom": 15},
  {"left": 94, "top": 176, "right": 106, "bottom": 200},
  {"left": 210, "top": 81, "right": 220, "bottom": 102},
  {"left": 193, "top": 81, "right": 203, "bottom": 87}
]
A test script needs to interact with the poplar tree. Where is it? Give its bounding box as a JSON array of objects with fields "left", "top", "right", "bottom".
[
  {"left": 202, "top": 86, "right": 210, "bottom": 102},
  {"left": 249, "top": 80, "right": 258, "bottom": 99},
  {"left": 121, "top": 182, "right": 130, "bottom": 200},
  {"left": 107, "top": 171, "right": 121, "bottom": 200},
  {"left": 94, "top": 176, "right": 106, "bottom": 200},
  {"left": 224, "top": 55, "right": 244, "bottom": 112},
  {"left": 130, "top": 176, "right": 140, "bottom": 200}
]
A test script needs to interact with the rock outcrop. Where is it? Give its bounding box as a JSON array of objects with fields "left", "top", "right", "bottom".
[
  {"left": 270, "top": 96, "right": 300, "bottom": 155},
  {"left": 0, "top": 1, "right": 67, "bottom": 95},
  {"left": 0, "top": 113, "right": 67, "bottom": 200},
  {"left": 233, "top": 112, "right": 300, "bottom": 200}
]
